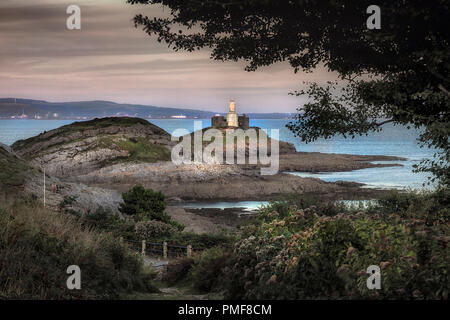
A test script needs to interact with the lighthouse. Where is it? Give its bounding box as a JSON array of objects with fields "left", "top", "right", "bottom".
[
  {"left": 226, "top": 99, "right": 238, "bottom": 127},
  {"left": 211, "top": 99, "right": 249, "bottom": 129}
]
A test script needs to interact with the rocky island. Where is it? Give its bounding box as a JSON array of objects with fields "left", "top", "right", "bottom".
[{"left": 3, "top": 116, "right": 406, "bottom": 231}]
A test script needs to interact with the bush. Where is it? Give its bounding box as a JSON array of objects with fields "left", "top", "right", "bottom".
[
  {"left": 82, "top": 207, "right": 138, "bottom": 241},
  {"left": 163, "top": 257, "right": 195, "bottom": 286},
  {"left": 378, "top": 188, "right": 450, "bottom": 224},
  {"left": 260, "top": 195, "right": 363, "bottom": 222},
  {"left": 0, "top": 197, "right": 158, "bottom": 299},
  {"left": 168, "top": 232, "right": 234, "bottom": 250},
  {"left": 135, "top": 220, "right": 176, "bottom": 240},
  {"left": 119, "top": 185, "right": 184, "bottom": 231},
  {"left": 119, "top": 185, "right": 166, "bottom": 219},
  {"left": 222, "top": 191, "right": 449, "bottom": 300},
  {"left": 188, "top": 247, "right": 231, "bottom": 293}
]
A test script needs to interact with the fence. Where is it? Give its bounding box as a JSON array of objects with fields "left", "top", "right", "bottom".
[{"left": 121, "top": 238, "right": 203, "bottom": 259}]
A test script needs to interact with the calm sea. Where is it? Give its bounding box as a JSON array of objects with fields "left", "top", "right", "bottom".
[{"left": 0, "top": 119, "right": 435, "bottom": 190}]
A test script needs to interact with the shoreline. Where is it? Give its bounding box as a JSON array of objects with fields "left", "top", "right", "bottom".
[{"left": 68, "top": 152, "right": 406, "bottom": 202}]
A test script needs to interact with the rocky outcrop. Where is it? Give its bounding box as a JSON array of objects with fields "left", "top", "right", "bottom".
[
  {"left": 279, "top": 152, "right": 406, "bottom": 172},
  {"left": 12, "top": 117, "right": 174, "bottom": 177},
  {"left": 1, "top": 141, "right": 121, "bottom": 213},
  {"left": 183, "top": 126, "right": 297, "bottom": 158},
  {"left": 70, "top": 160, "right": 393, "bottom": 201}
]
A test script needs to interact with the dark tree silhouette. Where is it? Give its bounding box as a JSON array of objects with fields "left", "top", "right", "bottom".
[{"left": 128, "top": 0, "right": 449, "bottom": 186}]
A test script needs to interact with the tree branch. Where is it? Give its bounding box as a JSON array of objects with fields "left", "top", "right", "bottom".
[
  {"left": 438, "top": 84, "right": 450, "bottom": 97},
  {"left": 373, "top": 119, "right": 395, "bottom": 127}
]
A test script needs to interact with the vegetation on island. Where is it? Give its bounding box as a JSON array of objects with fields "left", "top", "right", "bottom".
[{"left": 97, "top": 137, "right": 171, "bottom": 164}]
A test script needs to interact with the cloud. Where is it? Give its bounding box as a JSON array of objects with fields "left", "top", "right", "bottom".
[{"left": 0, "top": 0, "right": 336, "bottom": 112}]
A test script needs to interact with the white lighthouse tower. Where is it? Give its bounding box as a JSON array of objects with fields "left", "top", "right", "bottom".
[{"left": 226, "top": 99, "right": 238, "bottom": 127}]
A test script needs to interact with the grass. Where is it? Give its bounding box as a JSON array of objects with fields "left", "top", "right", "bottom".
[
  {"left": 0, "top": 147, "right": 36, "bottom": 187},
  {"left": 0, "top": 197, "right": 158, "bottom": 299},
  {"left": 112, "top": 137, "right": 171, "bottom": 163},
  {"left": 94, "top": 136, "right": 171, "bottom": 164}
]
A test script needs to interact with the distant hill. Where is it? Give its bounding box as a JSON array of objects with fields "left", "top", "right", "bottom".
[{"left": 0, "top": 98, "right": 295, "bottom": 120}]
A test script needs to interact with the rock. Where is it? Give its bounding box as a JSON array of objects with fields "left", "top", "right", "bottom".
[
  {"left": 0, "top": 142, "right": 121, "bottom": 214},
  {"left": 0, "top": 142, "right": 13, "bottom": 154},
  {"left": 12, "top": 117, "right": 174, "bottom": 177}
]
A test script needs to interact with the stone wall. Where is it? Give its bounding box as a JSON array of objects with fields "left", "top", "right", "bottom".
[
  {"left": 238, "top": 114, "right": 249, "bottom": 129},
  {"left": 211, "top": 116, "right": 227, "bottom": 128}
]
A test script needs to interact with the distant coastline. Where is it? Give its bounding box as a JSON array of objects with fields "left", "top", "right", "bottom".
[{"left": 0, "top": 98, "right": 295, "bottom": 120}]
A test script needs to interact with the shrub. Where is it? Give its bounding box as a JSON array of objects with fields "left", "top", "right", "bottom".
[
  {"left": 82, "top": 207, "right": 138, "bottom": 241},
  {"left": 58, "top": 195, "right": 80, "bottom": 216},
  {"left": 168, "top": 232, "right": 234, "bottom": 250},
  {"left": 163, "top": 257, "right": 195, "bottom": 286},
  {"left": 135, "top": 220, "right": 176, "bottom": 240},
  {"left": 223, "top": 191, "right": 449, "bottom": 300},
  {"left": 188, "top": 247, "right": 231, "bottom": 293},
  {"left": 119, "top": 185, "right": 184, "bottom": 231},
  {"left": 0, "top": 197, "right": 158, "bottom": 299},
  {"left": 378, "top": 188, "right": 450, "bottom": 224},
  {"left": 260, "top": 195, "right": 361, "bottom": 223},
  {"left": 119, "top": 184, "right": 166, "bottom": 219}
]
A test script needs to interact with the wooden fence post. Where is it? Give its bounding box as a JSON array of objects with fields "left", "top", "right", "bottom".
[
  {"left": 141, "top": 240, "right": 146, "bottom": 256},
  {"left": 163, "top": 241, "right": 168, "bottom": 259},
  {"left": 187, "top": 245, "right": 193, "bottom": 257}
]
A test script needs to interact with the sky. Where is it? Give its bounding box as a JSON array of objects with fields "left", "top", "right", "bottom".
[{"left": 0, "top": 0, "right": 337, "bottom": 113}]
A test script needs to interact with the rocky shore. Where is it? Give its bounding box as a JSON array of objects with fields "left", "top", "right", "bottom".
[{"left": 75, "top": 161, "right": 396, "bottom": 201}]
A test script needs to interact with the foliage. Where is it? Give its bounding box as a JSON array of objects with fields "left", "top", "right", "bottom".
[
  {"left": 378, "top": 188, "right": 450, "bottom": 224},
  {"left": 119, "top": 185, "right": 183, "bottom": 230},
  {"left": 0, "top": 197, "right": 158, "bottom": 299},
  {"left": 261, "top": 195, "right": 375, "bottom": 221},
  {"left": 96, "top": 136, "right": 171, "bottom": 164},
  {"left": 167, "top": 232, "right": 234, "bottom": 250},
  {"left": 69, "top": 204, "right": 232, "bottom": 250},
  {"left": 221, "top": 192, "right": 449, "bottom": 299},
  {"left": 188, "top": 247, "right": 231, "bottom": 293},
  {"left": 82, "top": 207, "right": 139, "bottom": 241},
  {"left": 0, "top": 147, "right": 35, "bottom": 187},
  {"left": 163, "top": 257, "right": 195, "bottom": 286},
  {"left": 119, "top": 184, "right": 165, "bottom": 218},
  {"left": 135, "top": 220, "right": 176, "bottom": 240},
  {"left": 128, "top": 0, "right": 450, "bottom": 186},
  {"left": 58, "top": 195, "right": 79, "bottom": 215}
]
